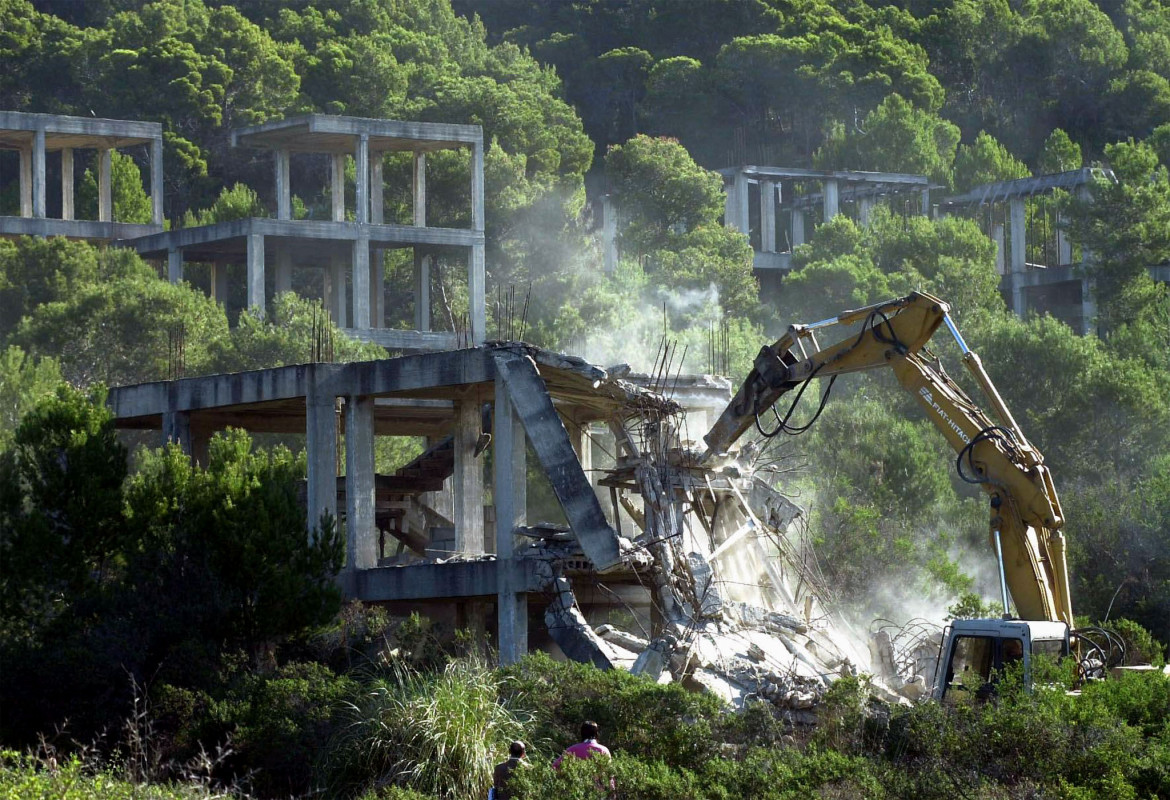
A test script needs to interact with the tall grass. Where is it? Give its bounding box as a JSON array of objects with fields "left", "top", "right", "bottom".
[{"left": 330, "top": 655, "right": 527, "bottom": 800}]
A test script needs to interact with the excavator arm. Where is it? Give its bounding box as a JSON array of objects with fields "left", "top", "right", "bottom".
[{"left": 704, "top": 292, "right": 1073, "bottom": 627}]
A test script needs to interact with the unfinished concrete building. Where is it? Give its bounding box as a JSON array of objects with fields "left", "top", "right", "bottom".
[
  {"left": 0, "top": 111, "right": 164, "bottom": 242},
  {"left": 106, "top": 345, "right": 893, "bottom": 714},
  {"left": 119, "top": 114, "right": 486, "bottom": 350}
]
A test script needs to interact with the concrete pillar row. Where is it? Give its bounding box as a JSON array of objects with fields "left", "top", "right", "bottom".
[
  {"left": 19, "top": 148, "right": 32, "bottom": 217},
  {"left": 246, "top": 233, "right": 265, "bottom": 313},
  {"left": 98, "top": 149, "right": 112, "bottom": 223},
  {"left": 151, "top": 137, "right": 164, "bottom": 225},
  {"left": 345, "top": 395, "right": 377, "bottom": 570},
  {"left": 61, "top": 148, "right": 74, "bottom": 221},
  {"left": 32, "top": 128, "right": 46, "bottom": 219},
  {"left": 494, "top": 381, "right": 529, "bottom": 666}
]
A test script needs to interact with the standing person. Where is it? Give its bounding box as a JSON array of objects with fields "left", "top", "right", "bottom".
[
  {"left": 493, "top": 740, "right": 527, "bottom": 800},
  {"left": 553, "top": 721, "right": 611, "bottom": 769}
]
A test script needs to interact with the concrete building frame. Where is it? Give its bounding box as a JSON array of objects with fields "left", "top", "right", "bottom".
[{"left": 0, "top": 111, "right": 164, "bottom": 242}]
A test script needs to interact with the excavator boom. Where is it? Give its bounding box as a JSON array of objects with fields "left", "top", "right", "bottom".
[{"left": 704, "top": 292, "right": 1073, "bottom": 628}]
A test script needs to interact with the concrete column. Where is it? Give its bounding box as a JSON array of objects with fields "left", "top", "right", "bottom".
[
  {"left": 469, "top": 244, "right": 486, "bottom": 344},
  {"left": 859, "top": 196, "right": 873, "bottom": 227},
  {"left": 167, "top": 247, "right": 183, "bottom": 284},
  {"left": 1081, "top": 278, "right": 1097, "bottom": 336},
  {"left": 32, "top": 128, "right": 45, "bottom": 219},
  {"left": 345, "top": 395, "right": 377, "bottom": 570},
  {"left": 370, "top": 253, "right": 384, "bottom": 328},
  {"left": 370, "top": 154, "right": 384, "bottom": 224},
  {"left": 453, "top": 398, "right": 484, "bottom": 554},
  {"left": 494, "top": 381, "right": 528, "bottom": 666},
  {"left": 760, "top": 179, "right": 776, "bottom": 252},
  {"left": 792, "top": 209, "right": 806, "bottom": 247},
  {"left": 413, "top": 151, "right": 426, "bottom": 227},
  {"left": 993, "top": 223, "right": 1006, "bottom": 275},
  {"left": 61, "top": 148, "right": 74, "bottom": 220},
  {"left": 306, "top": 377, "right": 338, "bottom": 538},
  {"left": 211, "top": 262, "right": 229, "bottom": 304},
  {"left": 823, "top": 179, "right": 839, "bottom": 222},
  {"left": 352, "top": 237, "right": 370, "bottom": 329},
  {"left": 355, "top": 134, "right": 369, "bottom": 225},
  {"left": 330, "top": 254, "right": 347, "bottom": 328},
  {"left": 1010, "top": 275, "right": 1025, "bottom": 318},
  {"left": 1009, "top": 197, "right": 1026, "bottom": 273},
  {"left": 1056, "top": 214, "right": 1072, "bottom": 266},
  {"left": 471, "top": 140, "right": 484, "bottom": 234},
  {"left": 18, "top": 148, "right": 31, "bottom": 217},
  {"left": 162, "top": 410, "right": 191, "bottom": 453},
  {"left": 414, "top": 252, "right": 431, "bottom": 331},
  {"left": 98, "top": 149, "right": 112, "bottom": 223},
  {"left": 602, "top": 194, "right": 618, "bottom": 273},
  {"left": 275, "top": 248, "right": 293, "bottom": 295},
  {"left": 246, "top": 233, "right": 265, "bottom": 313},
  {"left": 920, "top": 188, "right": 931, "bottom": 217},
  {"left": 275, "top": 148, "right": 291, "bottom": 220},
  {"left": 151, "top": 136, "right": 164, "bottom": 225},
  {"left": 331, "top": 153, "right": 345, "bottom": 222},
  {"left": 730, "top": 171, "right": 750, "bottom": 233}
]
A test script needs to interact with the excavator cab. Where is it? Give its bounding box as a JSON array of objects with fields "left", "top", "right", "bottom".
[{"left": 934, "top": 619, "right": 1071, "bottom": 701}]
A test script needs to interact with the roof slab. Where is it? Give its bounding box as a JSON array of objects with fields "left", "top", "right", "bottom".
[
  {"left": 120, "top": 217, "right": 483, "bottom": 262},
  {"left": 231, "top": 114, "right": 482, "bottom": 154},
  {"left": 943, "top": 167, "right": 1116, "bottom": 206},
  {"left": 720, "top": 166, "right": 929, "bottom": 187},
  {"left": 0, "top": 111, "right": 161, "bottom": 150},
  {"left": 0, "top": 217, "right": 161, "bottom": 241}
]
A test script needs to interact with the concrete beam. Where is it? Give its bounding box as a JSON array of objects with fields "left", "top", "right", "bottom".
[
  {"left": 231, "top": 114, "right": 483, "bottom": 151},
  {"left": 413, "top": 151, "right": 426, "bottom": 227},
  {"left": 151, "top": 136, "right": 164, "bottom": 225},
  {"left": 32, "top": 128, "right": 45, "bottom": 218},
  {"left": 275, "top": 148, "right": 291, "bottom": 220},
  {"left": 60, "top": 148, "right": 73, "bottom": 221},
  {"left": 352, "top": 559, "right": 544, "bottom": 602},
  {"left": 352, "top": 237, "right": 370, "bottom": 328},
  {"left": 98, "top": 149, "right": 112, "bottom": 223},
  {"left": 0, "top": 217, "right": 159, "bottom": 240},
  {"left": 246, "top": 233, "right": 265, "bottom": 312},
  {"left": 492, "top": 351, "right": 623, "bottom": 572},
  {"left": 331, "top": 153, "right": 345, "bottom": 222},
  {"left": 495, "top": 379, "right": 528, "bottom": 665},
  {"left": 453, "top": 398, "right": 485, "bottom": 554},
  {"left": 355, "top": 134, "right": 369, "bottom": 225},
  {"left": 345, "top": 395, "right": 377, "bottom": 570}
]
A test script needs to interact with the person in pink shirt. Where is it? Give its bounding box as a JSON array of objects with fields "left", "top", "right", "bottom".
[{"left": 552, "top": 720, "right": 611, "bottom": 769}]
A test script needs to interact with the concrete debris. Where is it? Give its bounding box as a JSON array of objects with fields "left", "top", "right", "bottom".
[
  {"left": 544, "top": 576, "right": 613, "bottom": 670},
  {"left": 631, "top": 635, "right": 677, "bottom": 680},
  {"left": 595, "top": 624, "right": 649, "bottom": 654}
]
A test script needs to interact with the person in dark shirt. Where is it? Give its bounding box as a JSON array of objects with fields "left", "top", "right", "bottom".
[{"left": 493, "top": 740, "right": 526, "bottom": 800}]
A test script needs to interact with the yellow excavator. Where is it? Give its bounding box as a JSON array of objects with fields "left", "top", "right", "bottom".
[{"left": 703, "top": 291, "right": 1113, "bottom": 699}]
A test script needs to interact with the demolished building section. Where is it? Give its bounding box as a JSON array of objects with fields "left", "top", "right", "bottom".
[{"left": 107, "top": 343, "right": 917, "bottom": 714}]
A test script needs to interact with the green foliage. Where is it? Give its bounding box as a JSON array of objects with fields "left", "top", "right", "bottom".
[
  {"left": 76, "top": 149, "right": 154, "bottom": 224},
  {"left": 1108, "top": 618, "right": 1167, "bottom": 668},
  {"left": 327, "top": 655, "right": 526, "bottom": 799},
  {"left": 0, "top": 345, "right": 61, "bottom": 452},
  {"left": 814, "top": 94, "right": 961, "bottom": 186},
  {"left": 1038, "top": 127, "right": 1084, "bottom": 174},
  {"left": 953, "top": 130, "right": 1031, "bottom": 192},
  {"left": 0, "top": 750, "right": 228, "bottom": 800},
  {"left": 181, "top": 182, "right": 267, "bottom": 227}
]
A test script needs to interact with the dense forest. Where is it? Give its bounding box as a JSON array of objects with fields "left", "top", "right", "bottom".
[{"left": 1, "top": 0, "right": 1169, "bottom": 798}]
